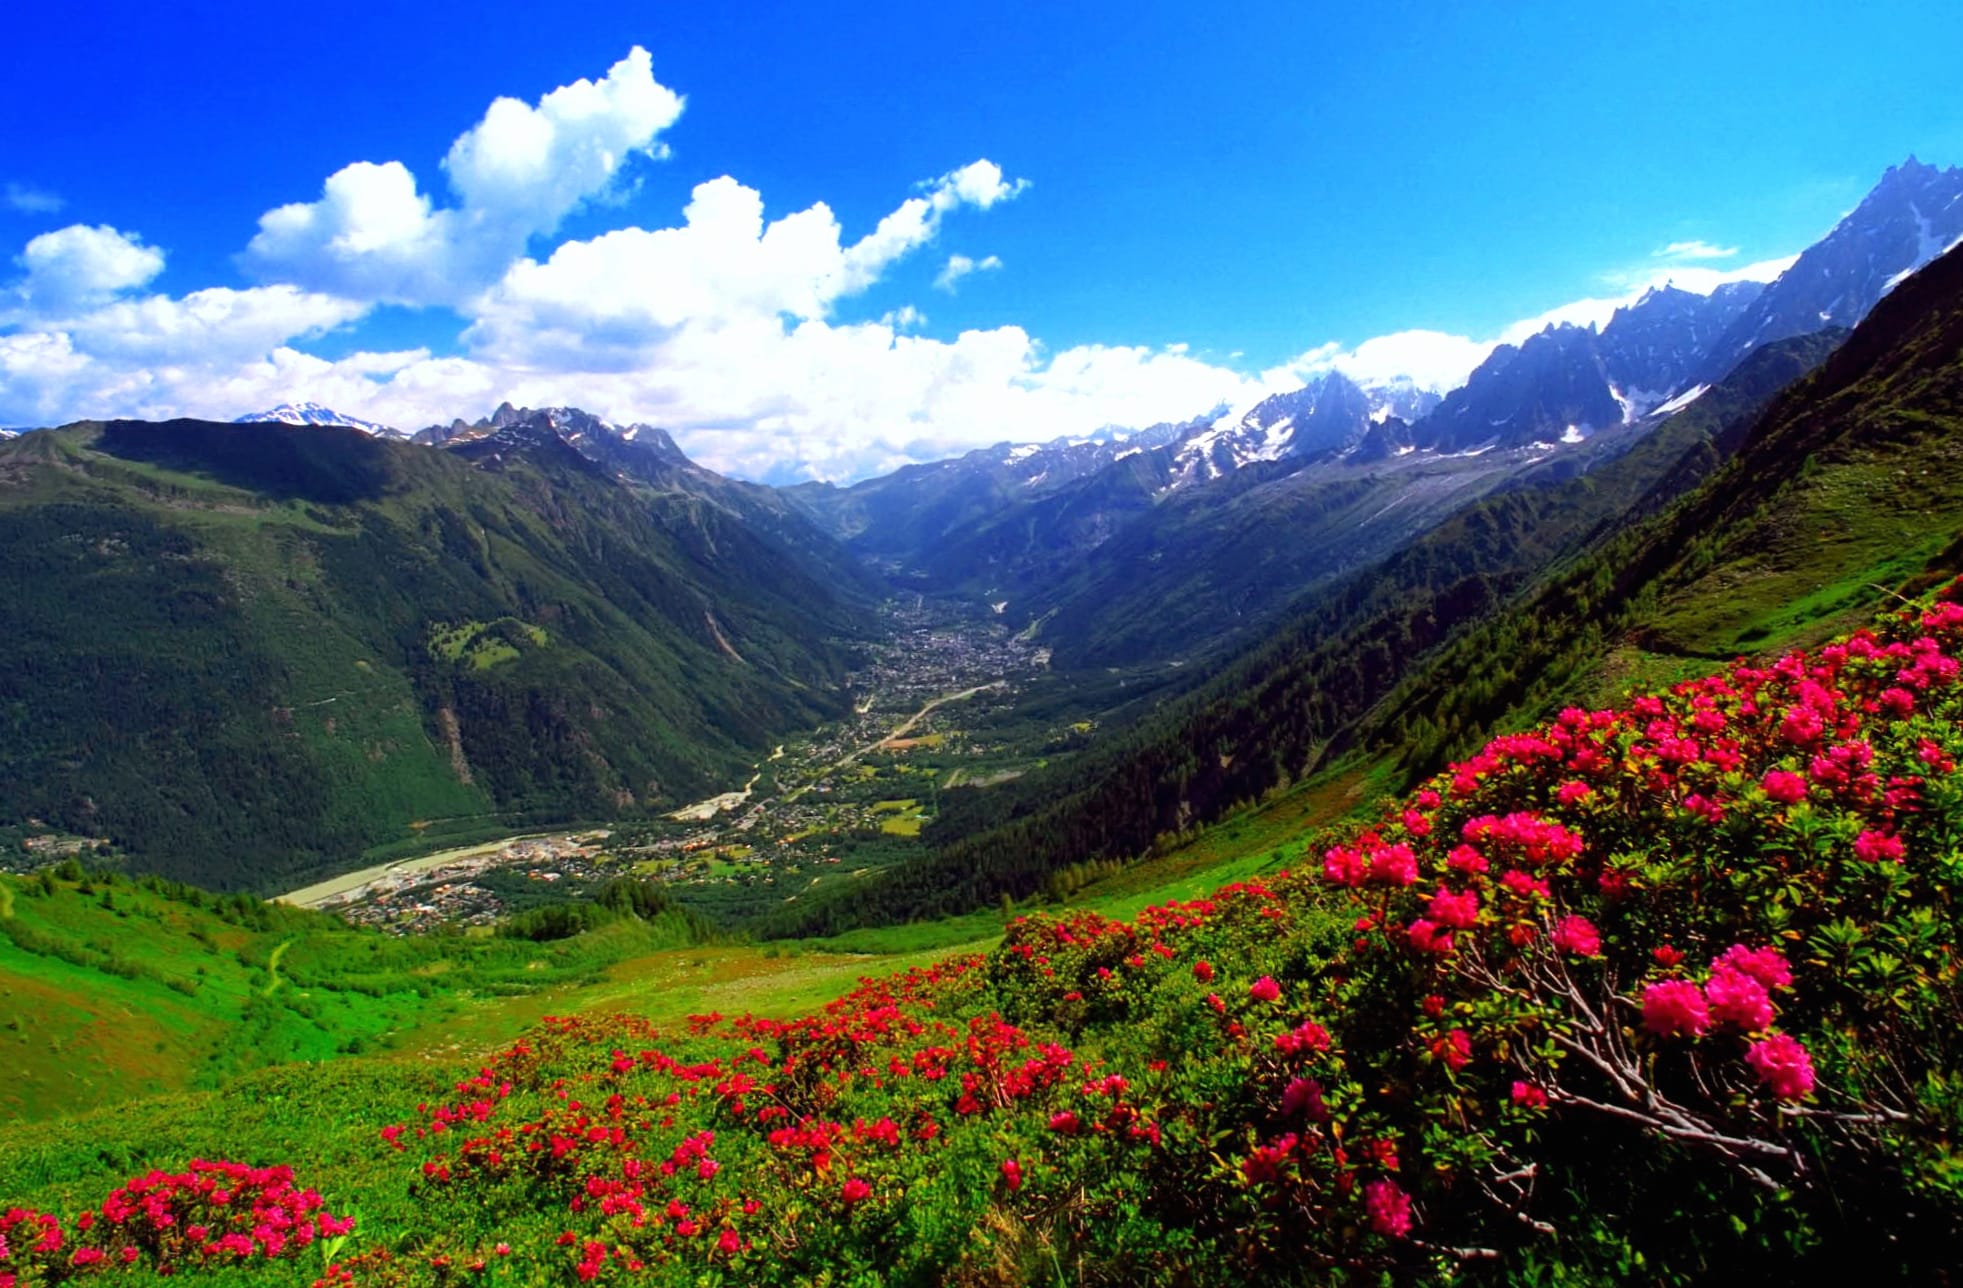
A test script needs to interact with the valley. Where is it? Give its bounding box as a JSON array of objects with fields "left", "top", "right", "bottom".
[{"left": 272, "top": 595, "right": 1062, "bottom": 934}]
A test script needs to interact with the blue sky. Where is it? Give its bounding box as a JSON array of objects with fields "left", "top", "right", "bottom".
[{"left": 4, "top": 0, "right": 1960, "bottom": 479}]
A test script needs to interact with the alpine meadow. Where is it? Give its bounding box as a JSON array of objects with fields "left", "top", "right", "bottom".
[{"left": 6, "top": 6, "right": 1963, "bottom": 1284}]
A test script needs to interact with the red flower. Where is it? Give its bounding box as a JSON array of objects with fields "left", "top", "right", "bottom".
[
  {"left": 1429, "top": 1029, "right": 1471, "bottom": 1071},
  {"left": 1193, "top": 960, "right": 1215, "bottom": 983},
  {"left": 1249, "top": 976, "right": 1282, "bottom": 1003},
  {"left": 840, "top": 1178, "right": 872, "bottom": 1204},
  {"left": 1510, "top": 1081, "right": 1548, "bottom": 1109}
]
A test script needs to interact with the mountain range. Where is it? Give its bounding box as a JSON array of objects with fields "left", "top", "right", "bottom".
[{"left": 4, "top": 159, "right": 1962, "bottom": 895}]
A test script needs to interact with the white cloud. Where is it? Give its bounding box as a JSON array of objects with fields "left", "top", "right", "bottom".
[
  {"left": 1657, "top": 239, "right": 1738, "bottom": 260},
  {"left": 1278, "top": 247, "right": 1802, "bottom": 398},
  {"left": 12, "top": 224, "right": 164, "bottom": 313},
  {"left": 934, "top": 252, "right": 1002, "bottom": 292},
  {"left": 1603, "top": 252, "right": 1797, "bottom": 296},
  {"left": 244, "top": 47, "right": 683, "bottom": 305},
  {"left": 5, "top": 183, "right": 65, "bottom": 214},
  {"left": 1272, "top": 330, "right": 1496, "bottom": 396},
  {"left": 442, "top": 46, "right": 684, "bottom": 232}
]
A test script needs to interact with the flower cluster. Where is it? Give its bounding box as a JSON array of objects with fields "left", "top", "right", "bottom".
[{"left": 1, "top": 1161, "right": 349, "bottom": 1284}]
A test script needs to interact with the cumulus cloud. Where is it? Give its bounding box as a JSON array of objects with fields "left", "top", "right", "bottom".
[
  {"left": 244, "top": 47, "right": 683, "bottom": 305},
  {"left": 442, "top": 46, "right": 684, "bottom": 231},
  {"left": 5, "top": 183, "right": 65, "bottom": 214},
  {"left": 934, "top": 253, "right": 1002, "bottom": 292},
  {"left": 11, "top": 224, "right": 164, "bottom": 313},
  {"left": 1272, "top": 330, "right": 1495, "bottom": 396}
]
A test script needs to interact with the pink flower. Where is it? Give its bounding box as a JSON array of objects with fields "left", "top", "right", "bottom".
[
  {"left": 1280, "top": 1077, "right": 1329, "bottom": 1122},
  {"left": 1745, "top": 1034, "right": 1816, "bottom": 1101},
  {"left": 1551, "top": 915, "right": 1601, "bottom": 957},
  {"left": 1510, "top": 1080, "right": 1548, "bottom": 1110},
  {"left": 1853, "top": 829, "right": 1905, "bottom": 863},
  {"left": 1048, "top": 1111, "right": 1080, "bottom": 1135},
  {"left": 1249, "top": 976, "right": 1282, "bottom": 1003},
  {"left": 717, "top": 1228, "right": 741, "bottom": 1255},
  {"left": 1556, "top": 780, "right": 1594, "bottom": 805},
  {"left": 1642, "top": 980, "right": 1710, "bottom": 1038},
  {"left": 1001, "top": 1159, "right": 1023, "bottom": 1191},
  {"left": 1426, "top": 887, "right": 1480, "bottom": 929},
  {"left": 1405, "top": 919, "right": 1455, "bottom": 955},
  {"left": 1761, "top": 769, "right": 1808, "bottom": 803},
  {"left": 1368, "top": 842, "right": 1420, "bottom": 887},
  {"left": 1715, "top": 945, "right": 1792, "bottom": 991},
  {"left": 1705, "top": 968, "right": 1775, "bottom": 1031},
  {"left": 840, "top": 1178, "right": 872, "bottom": 1204},
  {"left": 1446, "top": 844, "right": 1489, "bottom": 875},
  {"left": 1500, "top": 870, "right": 1550, "bottom": 899},
  {"left": 1322, "top": 844, "right": 1368, "bottom": 886},
  {"left": 1363, "top": 1179, "right": 1413, "bottom": 1238}
]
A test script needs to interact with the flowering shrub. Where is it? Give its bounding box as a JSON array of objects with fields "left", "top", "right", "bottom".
[{"left": 0, "top": 1160, "right": 350, "bottom": 1284}]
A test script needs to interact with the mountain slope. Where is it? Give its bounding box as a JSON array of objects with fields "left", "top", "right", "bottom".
[
  {"left": 1695, "top": 156, "right": 1963, "bottom": 383},
  {"left": 768, "top": 228, "right": 1963, "bottom": 936},
  {"left": 0, "top": 419, "right": 872, "bottom": 890}
]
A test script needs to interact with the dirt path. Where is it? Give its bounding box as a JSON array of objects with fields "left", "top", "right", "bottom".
[{"left": 263, "top": 939, "right": 292, "bottom": 996}]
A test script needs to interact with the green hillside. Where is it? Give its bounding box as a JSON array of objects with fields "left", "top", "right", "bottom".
[{"left": 0, "top": 420, "right": 872, "bottom": 891}]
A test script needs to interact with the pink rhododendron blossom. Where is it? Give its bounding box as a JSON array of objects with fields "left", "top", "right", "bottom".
[
  {"left": 1249, "top": 976, "right": 1282, "bottom": 1003},
  {"left": 1853, "top": 829, "right": 1905, "bottom": 863},
  {"left": 1406, "top": 919, "right": 1454, "bottom": 955},
  {"left": 1745, "top": 1034, "right": 1817, "bottom": 1101},
  {"left": 1426, "top": 887, "right": 1479, "bottom": 929},
  {"left": 1642, "top": 980, "right": 1710, "bottom": 1038},
  {"left": 1715, "top": 945, "right": 1792, "bottom": 991},
  {"left": 1364, "top": 1179, "right": 1413, "bottom": 1237},
  {"left": 1551, "top": 915, "right": 1601, "bottom": 957},
  {"left": 1761, "top": 769, "right": 1809, "bottom": 803},
  {"left": 1511, "top": 1081, "right": 1548, "bottom": 1109},
  {"left": 1705, "top": 968, "right": 1775, "bottom": 1031},
  {"left": 1368, "top": 842, "right": 1420, "bottom": 887}
]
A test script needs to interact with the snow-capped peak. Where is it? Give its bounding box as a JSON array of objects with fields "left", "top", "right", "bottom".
[{"left": 235, "top": 402, "right": 404, "bottom": 437}]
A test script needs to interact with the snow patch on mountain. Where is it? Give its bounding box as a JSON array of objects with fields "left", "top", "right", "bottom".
[
  {"left": 1652, "top": 384, "right": 1710, "bottom": 418},
  {"left": 236, "top": 402, "right": 404, "bottom": 437}
]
